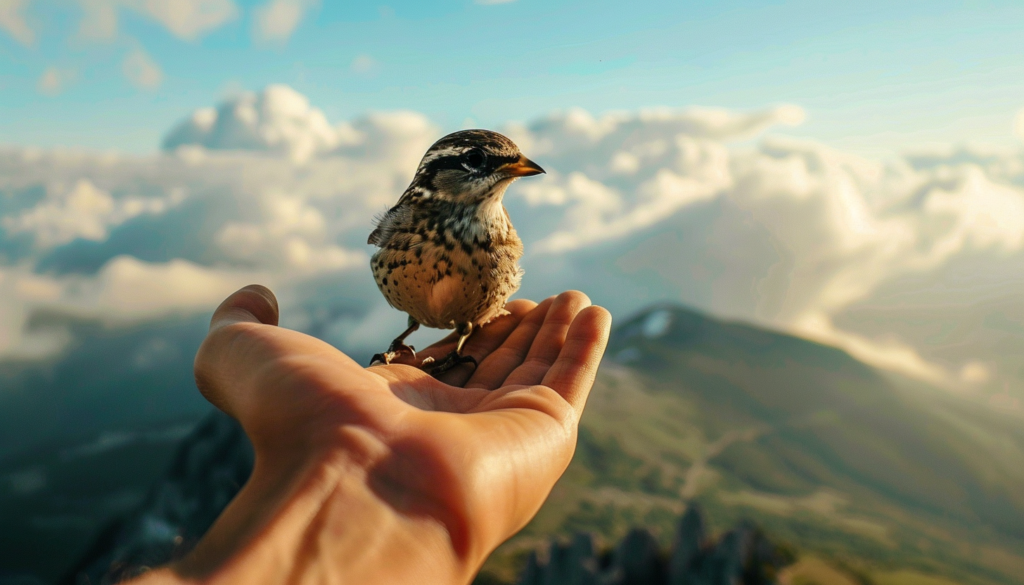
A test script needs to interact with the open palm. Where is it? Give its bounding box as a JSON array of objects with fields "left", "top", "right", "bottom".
[{"left": 182, "top": 285, "right": 610, "bottom": 584}]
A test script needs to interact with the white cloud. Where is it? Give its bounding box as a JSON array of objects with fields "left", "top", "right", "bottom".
[
  {"left": 66, "top": 256, "right": 262, "bottom": 321},
  {"left": 161, "top": 84, "right": 436, "bottom": 164},
  {"left": 350, "top": 54, "right": 378, "bottom": 74},
  {"left": 76, "top": 0, "right": 118, "bottom": 40},
  {"left": 3, "top": 179, "right": 181, "bottom": 248},
  {"left": 1015, "top": 108, "right": 1024, "bottom": 142},
  {"left": 0, "top": 0, "right": 33, "bottom": 45},
  {"left": 37, "top": 67, "right": 76, "bottom": 96},
  {"left": 7, "top": 87, "right": 1024, "bottom": 399},
  {"left": 0, "top": 258, "right": 263, "bottom": 358},
  {"left": 76, "top": 0, "right": 238, "bottom": 41},
  {"left": 213, "top": 190, "right": 365, "bottom": 273},
  {"left": 141, "top": 0, "right": 237, "bottom": 39},
  {"left": 253, "top": 0, "right": 314, "bottom": 43},
  {"left": 122, "top": 47, "right": 163, "bottom": 90},
  {"left": 162, "top": 85, "right": 343, "bottom": 161}
]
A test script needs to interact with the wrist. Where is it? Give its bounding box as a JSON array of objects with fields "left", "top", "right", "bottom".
[{"left": 131, "top": 449, "right": 477, "bottom": 585}]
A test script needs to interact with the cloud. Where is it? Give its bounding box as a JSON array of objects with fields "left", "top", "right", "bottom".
[
  {"left": 162, "top": 85, "right": 341, "bottom": 160},
  {"left": 501, "top": 104, "right": 1024, "bottom": 387},
  {"left": 141, "top": 0, "right": 237, "bottom": 39},
  {"left": 76, "top": 0, "right": 118, "bottom": 40},
  {"left": 252, "top": 0, "right": 314, "bottom": 43},
  {"left": 76, "top": 0, "right": 238, "bottom": 41},
  {"left": 122, "top": 47, "right": 163, "bottom": 89},
  {"left": 1015, "top": 108, "right": 1024, "bottom": 142},
  {"left": 3, "top": 179, "right": 181, "bottom": 248},
  {"left": 0, "top": 0, "right": 33, "bottom": 45},
  {"left": 350, "top": 54, "right": 378, "bottom": 74},
  {"left": 6, "top": 86, "right": 1024, "bottom": 399},
  {"left": 64, "top": 255, "right": 261, "bottom": 321},
  {"left": 37, "top": 67, "right": 76, "bottom": 96},
  {"left": 0, "top": 258, "right": 262, "bottom": 358},
  {"left": 161, "top": 84, "right": 436, "bottom": 164}
]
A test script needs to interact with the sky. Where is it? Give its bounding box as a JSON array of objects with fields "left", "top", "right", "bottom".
[
  {"left": 3, "top": 0, "right": 1024, "bottom": 420},
  {"left": 3, "top": 0, "right": 1024, "bottom": 157}
]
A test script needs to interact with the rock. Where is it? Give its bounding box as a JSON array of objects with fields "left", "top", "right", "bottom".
[
  {"left": 514, "top": 505, "right": 794, "bottom": 585},
  {"left": 668, "top": 504, "right": 708, "bottom": 583},
  {"left": 519, "top": 533, "right": 601, "bottom": 585},
  {"left": 610, "top": 528, "right": 663, "bottom": 585},
  {"left": 62, "top": 411, "right": 253, "bottom": 585},
  {"left": 64, "top": 412, "right": 794, "bottom": 585}
]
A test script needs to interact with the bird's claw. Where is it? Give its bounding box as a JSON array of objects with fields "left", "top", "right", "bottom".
[
  {"left": 422, "top": 352, "right": 478, "bottom": 377},
  {"left": 369, "top": 342, "right": 416, "bottom": 367},
  {"left": 369, "top": 352, "right": 392, "bottom": 366}
]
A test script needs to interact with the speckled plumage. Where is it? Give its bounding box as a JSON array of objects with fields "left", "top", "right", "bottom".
[
  {"left": 368, "top": 129, "right": 544, "bottom": 372},
  {"left": 370, "top": 196, "right": 523, "bottom": 329}
]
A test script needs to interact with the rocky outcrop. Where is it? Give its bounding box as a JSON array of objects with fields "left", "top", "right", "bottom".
[
  {"left": 62, "top": 412, "right": 253, "bottom": 585},
  {"left": 515, "top": 505, "right": 795, "bottom": 585},
  {"left": 62, "top": 411, "right": 792, "bottom": 585}
]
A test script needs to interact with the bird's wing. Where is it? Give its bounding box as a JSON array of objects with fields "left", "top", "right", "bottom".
[{"left": 367, "top": 203, "right": 418, "bottom": 248}]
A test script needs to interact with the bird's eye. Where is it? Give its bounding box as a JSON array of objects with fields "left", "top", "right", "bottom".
[{"left": 461, "top": 149, "right": 486, "bottom": 171}]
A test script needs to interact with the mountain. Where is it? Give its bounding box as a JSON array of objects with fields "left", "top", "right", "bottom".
[
  {"left": 4, "top": 304, "right": 1024, "bottom": 584},
  {"left": 478, "top": 305, "right": 1024, "bottom": 584}
]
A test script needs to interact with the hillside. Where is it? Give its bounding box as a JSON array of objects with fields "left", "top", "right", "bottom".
[
  {"left": 479, "top": 305, "right": 1024, "bottom": 584},
  {"left": 4, "top": 304, "right": 1024, "bottom": 584}
]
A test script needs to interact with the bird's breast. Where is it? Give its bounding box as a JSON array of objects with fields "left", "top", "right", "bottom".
[{"left": 371, "top": 213, "right": 523, "bottom": 329}]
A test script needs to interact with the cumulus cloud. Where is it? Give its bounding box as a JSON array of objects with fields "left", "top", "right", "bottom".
[
  {"left": 501, "top": 104, "right": 1024, "bottom": 388},
  {"left": 0, "top": 0, "right": 33, "bottom": 45},
  {"left": 37, "top": 67, "right": 76, "bottom": 96},
  {"left": 6, "top": 85, "right": 1024, "bottom": 400},
  {"left": 350, "top": 54, "right": 378, "bottom": 74},
  {"left": 161, "top": 85, "right": 437, "bottom": 165},
  {"left": 122, "top": 47, "right": 163, "bottom": 89},
  {"left": 252, "top": 0, "right": 314, "bottom": 43},
  {"left": 162, "top": 85, "right": 353, "bottom": 161},
  {"left": 76, "top": 0, "right": 118, "bottom": 40},
  {"left": 142, "top": 0, "right": 237, "bottom": 39},
  {"left": 3, "top": 179, "right": 181, "bottom": 248},
  {"left": 0, "top": 258, "right": 260, "bottom": 358},
  {"left": 76, "top": 0, "right": 238, "bottom": 41},
  {"left": 0, "top": 93, "right": 438, "bottom": 358}
]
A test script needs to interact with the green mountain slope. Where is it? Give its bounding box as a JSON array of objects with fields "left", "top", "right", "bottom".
[{"left": 481, "top": 305, "right": 1024, "bottom": 585}]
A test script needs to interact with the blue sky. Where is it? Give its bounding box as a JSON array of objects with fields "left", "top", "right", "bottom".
[{"left": 2, "top": 0, "right": 1024, "bottom": 155}]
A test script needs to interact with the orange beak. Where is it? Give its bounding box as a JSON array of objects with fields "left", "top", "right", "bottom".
[{"left": 501, "top": 156, "right": 546, "bottom": 177}]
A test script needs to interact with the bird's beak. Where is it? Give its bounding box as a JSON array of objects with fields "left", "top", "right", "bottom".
[{"left": 501, "top": 156, "right": 546, "bottom": 177}]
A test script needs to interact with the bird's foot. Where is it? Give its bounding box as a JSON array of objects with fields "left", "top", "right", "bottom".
[
  {"left": 421, "top": 351, "right": 478, "bottom": 377},
  {"left": 368, "top": 342, "right": 416, "bottom": 366}
]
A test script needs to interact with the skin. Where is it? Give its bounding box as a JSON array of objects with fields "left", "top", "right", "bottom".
[{"left": 128, "top": 284, "right": 611, "bottom": 585}]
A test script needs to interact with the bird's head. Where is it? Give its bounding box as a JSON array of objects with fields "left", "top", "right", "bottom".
[{"left": 407, "top": 129, "right": 545, "bottom": 205}]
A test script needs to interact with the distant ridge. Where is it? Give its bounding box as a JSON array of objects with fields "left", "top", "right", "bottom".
[
  {"left": 484, "top": 303, "right": 1024, "bottom": 584},
  {"left": 8, "top": 303, "right": 1024, "bottom": 584}
]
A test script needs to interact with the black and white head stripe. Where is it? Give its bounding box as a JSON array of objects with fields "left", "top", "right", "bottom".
[{"left": 414, "top": 129, "right": 523, "bottom": 177}]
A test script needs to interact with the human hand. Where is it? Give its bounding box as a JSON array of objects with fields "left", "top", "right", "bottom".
[{"left": 137, "top": 285, "right": 610, "bottom": 585}]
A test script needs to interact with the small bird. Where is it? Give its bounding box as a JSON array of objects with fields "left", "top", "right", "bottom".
[{"left": 368, "top": 129, "right": 545, "bottom": 375}]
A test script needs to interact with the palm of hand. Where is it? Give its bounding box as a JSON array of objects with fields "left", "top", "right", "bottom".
[{"left": 187, "top": 286, "right": 610, "bottom": 584}]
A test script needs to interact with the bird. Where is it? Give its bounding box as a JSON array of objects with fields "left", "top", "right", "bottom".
[{"left": 367, "top": 129, "right": 545, "bottom": 376}]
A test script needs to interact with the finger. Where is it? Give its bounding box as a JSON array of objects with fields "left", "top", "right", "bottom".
[
  {"left": 393, "top": 300, "right": 536, "bottom": 386},
  {"left": 432, "top": 299, "right": 539, "bottom": 387},
  {"left": 194, "top": 285, "right": 281, "bottom": 419},
  {"left": 411, "top": 299, "right": 536, "bottom": 364},
  {"left": 501, "top": 291, "right": 592, "bottom": 388},
  {"left": 211, "top": 284, "right": 280, "bottom": 329},
  {"left": 541, "top": 305, "right": 612, "bottom": 414},
  {"left": 464, "top": 296, "right": 556, "bottom": 390}
]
